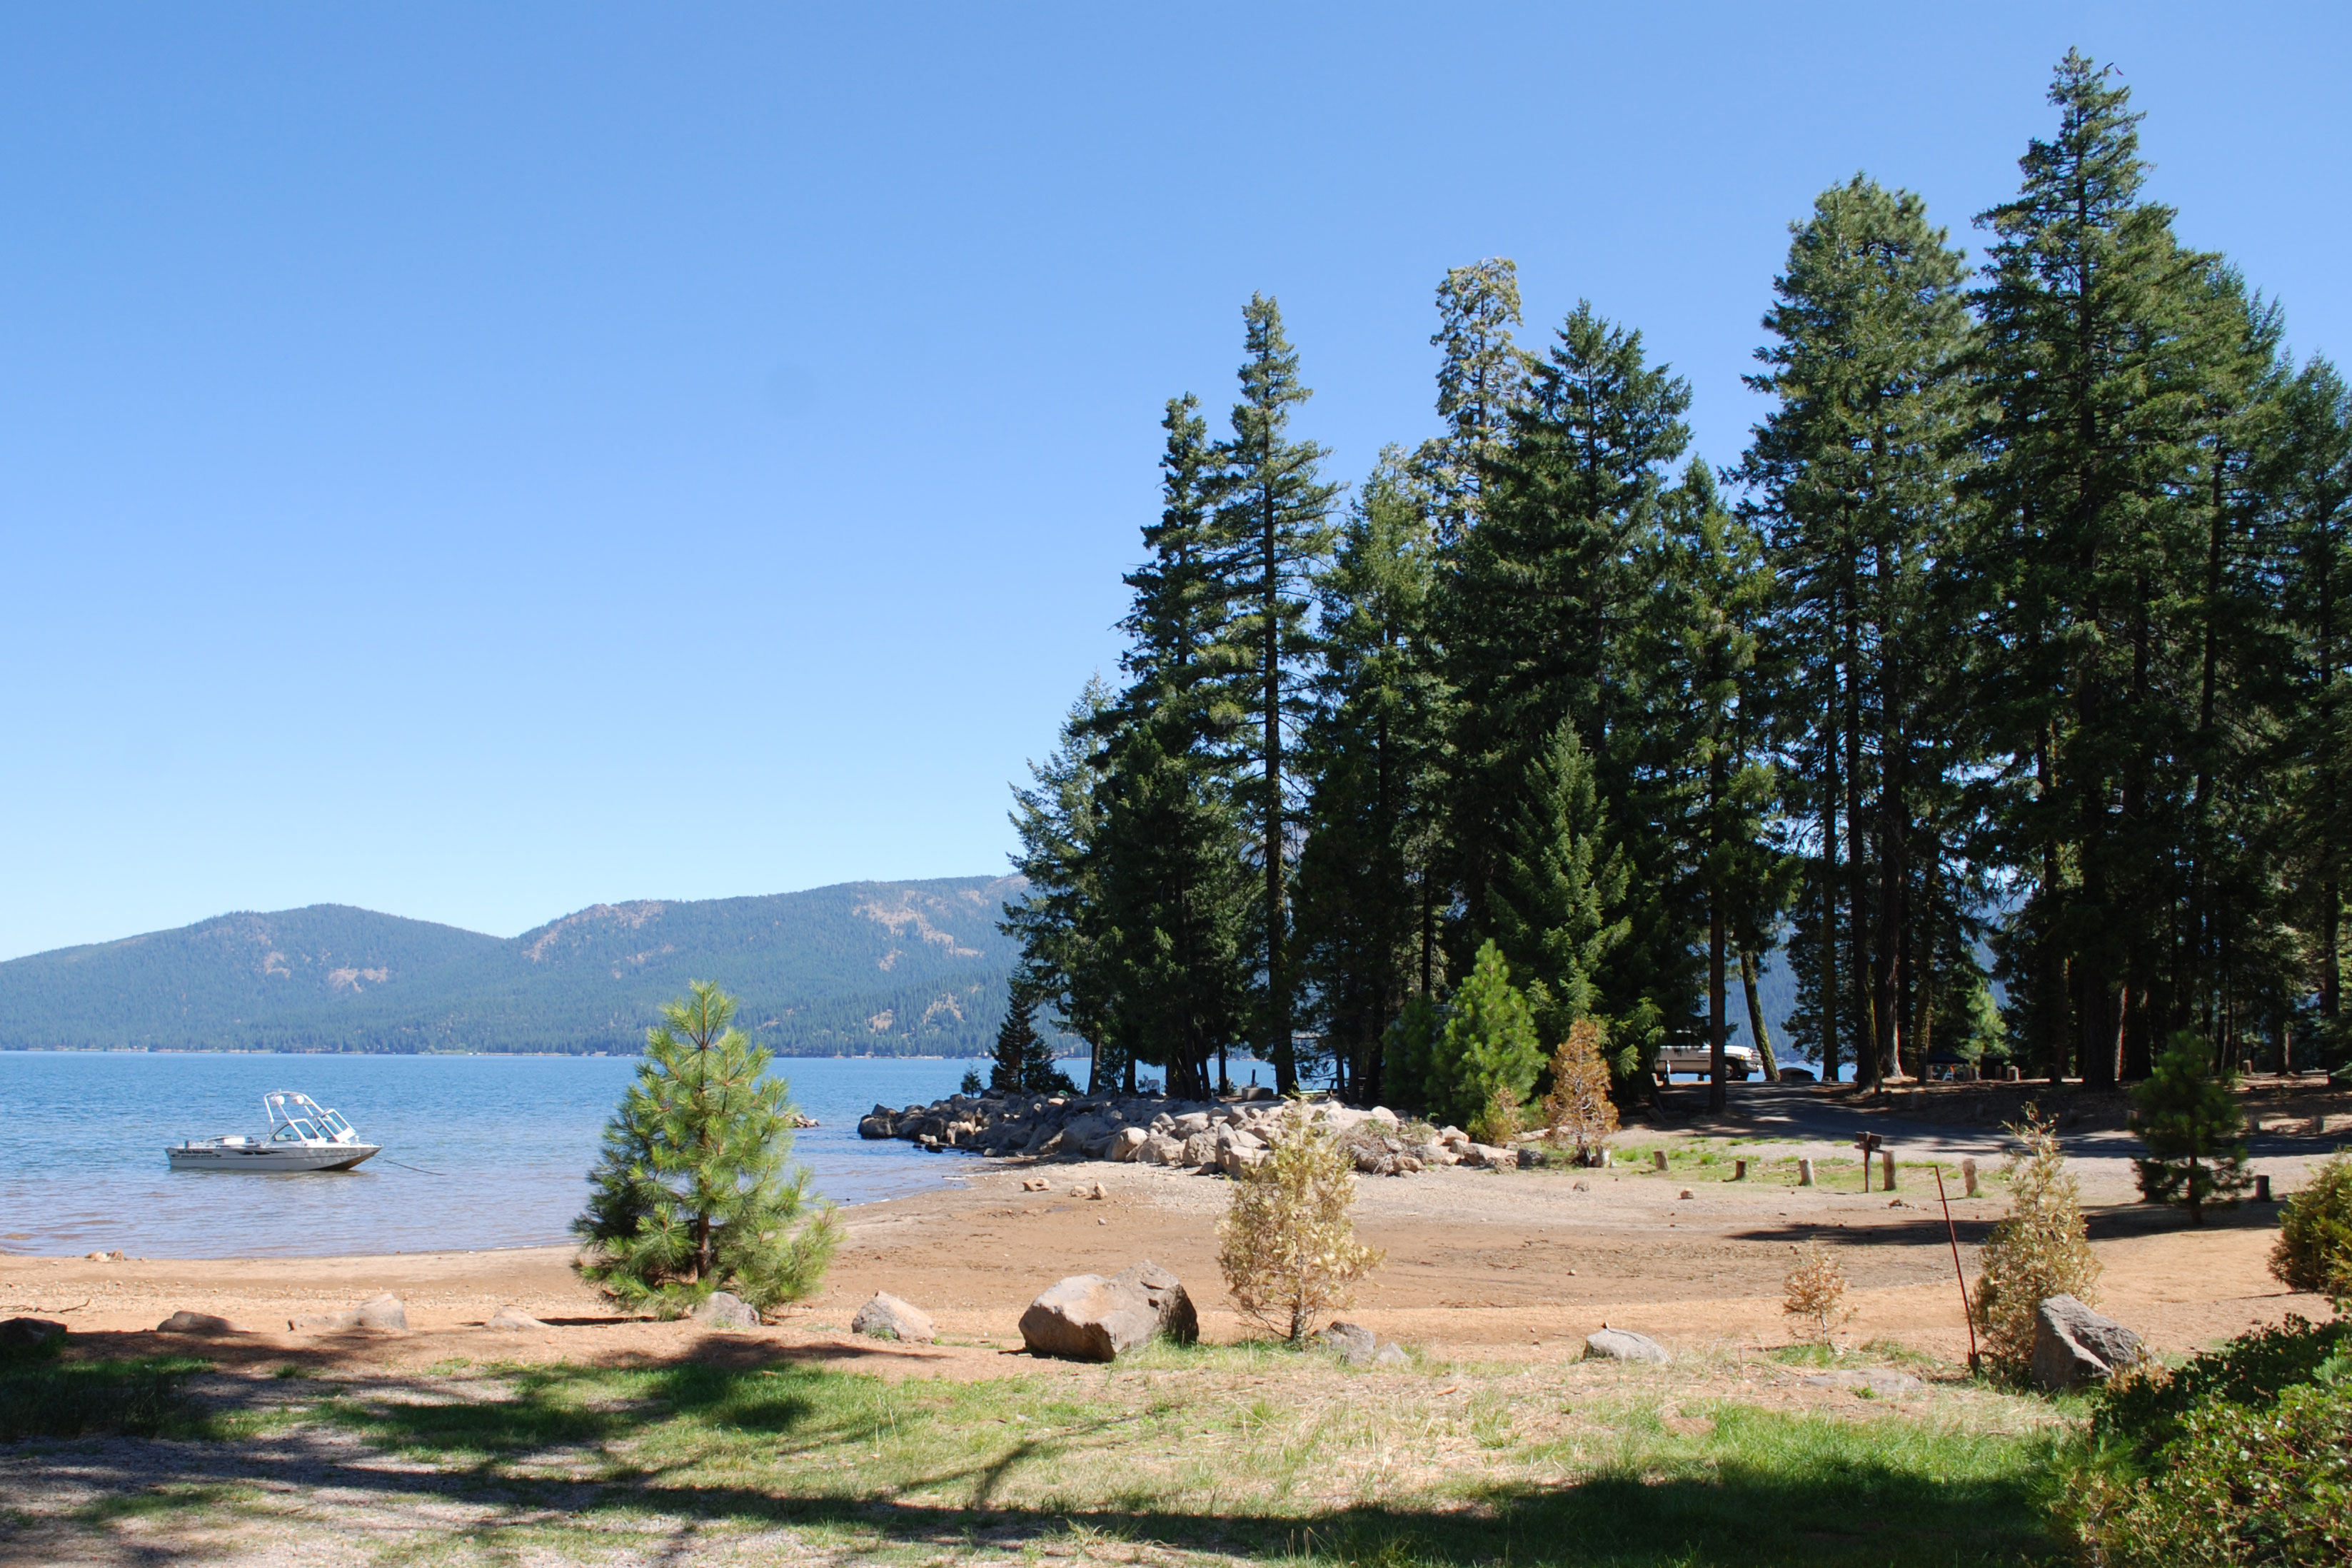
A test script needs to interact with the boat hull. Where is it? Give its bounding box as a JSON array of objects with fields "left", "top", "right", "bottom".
[{"left": 166, "top": 1143, "right": 380, "bottom": 1173}]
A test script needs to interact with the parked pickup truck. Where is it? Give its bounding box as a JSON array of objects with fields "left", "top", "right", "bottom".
[{"left": 1651, "top": 1042, "right": 1759, "bottom": 1083}]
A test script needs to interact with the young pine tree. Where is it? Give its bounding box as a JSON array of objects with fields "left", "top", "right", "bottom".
[
  {"left": 1428, "top": 940, "right": 1542, "bottom": 1133},
  {"left": 573, "top": 982, "right": 839, "bottom": 1317},
  {"left": 2131, "top": 1034, "right": 2251, "bottom": 1222}
]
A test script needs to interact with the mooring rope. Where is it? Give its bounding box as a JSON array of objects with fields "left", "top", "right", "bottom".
[{"left": 378, "top": 1158, "right": 446, "bottom": 1176}]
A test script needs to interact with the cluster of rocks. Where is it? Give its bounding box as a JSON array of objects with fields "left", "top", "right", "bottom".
[{"left": 860, "top": 1091, "right": 1538, "bottom": 1175}]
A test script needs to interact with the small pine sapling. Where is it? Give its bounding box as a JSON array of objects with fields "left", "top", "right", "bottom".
[
  {"left": 1974, "top": 1107, "right": 2101, "bottom": 1375},
  {"left": 1783, "top": 1240, "right": 1854, "bottom": 1346},
  {"left": 2129, "top": 1032, "right": 2251, "bottom": 1223},
  {"left": 1429, "top": 940, "right": 1542, "bottom": 1131},
  {"left": 959, "top": 1067, "right": 984, "bottom": 1095},
  {"left": 2269, "top": 1152, "right": 2352, "bottom": 1310},
  {"left": 1542, "top": 1017, "right": 1620, "bottom": 1166},
  {"left": 573, "top": 982, "right": 840, "bottom": 1317},
  {"left": 1217, "top": 1102, "right": 1384, "bottom": 1342}
]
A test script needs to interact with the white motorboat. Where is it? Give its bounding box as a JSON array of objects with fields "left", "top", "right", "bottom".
[{"left": 166, "top": 1091, "right": 381, "bottom": 1173}]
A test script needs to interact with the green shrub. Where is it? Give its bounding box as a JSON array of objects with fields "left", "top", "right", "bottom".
[
  {"left": 2271, "top": 1153, "right": 2352, "bottom": 1307},
  {"left": 2091, "top": 1315, "right": 2350, "bottom": 1460},
  {"left": 2072, "top": 1377, "right": 2351, "bottom": 1566},
  {"left": 2071, "top": 1316, "right": 2352, "bottom": 1566}
]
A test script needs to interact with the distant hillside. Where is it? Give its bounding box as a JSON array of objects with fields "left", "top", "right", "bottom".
[{"left": 0, "top": 877, "right": 1031, "bottom": 1056}]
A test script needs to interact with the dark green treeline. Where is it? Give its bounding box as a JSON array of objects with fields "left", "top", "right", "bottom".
[{"left": 1005, "top": 53, "right": 2352, "bottom": 1105}]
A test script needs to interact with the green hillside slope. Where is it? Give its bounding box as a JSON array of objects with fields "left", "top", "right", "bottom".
[{"left": 0, "top": 877, "right": 1028, "bottom": 1056}]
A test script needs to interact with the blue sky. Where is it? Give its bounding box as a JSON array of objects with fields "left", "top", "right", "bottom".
[{"left": 2, "top": 2, "right": 2346, "bottom": 962}]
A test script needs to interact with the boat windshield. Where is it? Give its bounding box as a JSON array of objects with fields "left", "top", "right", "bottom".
[{"left": 263, "top": 1091, "right": 359, "bottom": 1145}]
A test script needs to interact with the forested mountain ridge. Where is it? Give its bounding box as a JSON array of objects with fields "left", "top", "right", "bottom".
[{"left": 0, "top": 878, "right": 1028, "bottom": 1055}]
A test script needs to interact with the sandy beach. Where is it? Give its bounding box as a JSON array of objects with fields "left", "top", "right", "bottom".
[{"left": 9, "top": 1081, "right": 2342, "bottom": 1377}]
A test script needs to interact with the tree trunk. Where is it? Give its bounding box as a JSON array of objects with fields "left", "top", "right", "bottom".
[
  {"left": 1709, "top": 900, "right": 1727, "bottom": 1112},
  {"left": 1740, "top": 948, "right": 1781, "bottom": 1082},
  {"left": 1264, "top": 488, "right": 1295, "bottom": 1094}
]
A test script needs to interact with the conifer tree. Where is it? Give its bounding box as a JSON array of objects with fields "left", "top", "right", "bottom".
[
  {"left": 1417, "top": 258, "right": 1529, "bottom": 546},
  {"left": 1654, "top": 461, "right": 1779, "bottom": 1109},
  {"left": 2131, "top": 1034, "right": 2251, "bottom": 1222},
  {"left": 1487, "top": 720, "right": 1629, "bottom": 1066},
  {"left": 989, "top": 989, "right": 1075, "bottom": 1096},
  {"left": 1428, "top": 940, "right": 1542, "bottom": 1131},
  {"left": 1214, "top": 296, "right": 1340, "bottom": 1095},
  {"left": 1294, "top": 455, "right": 1450, "bottom": 1100},
  {"left": 1444, "top": 303, "right": 1694, "bottom": 1072},
  {"left": 574, "top": 982, "right": 838, "bottom": 1316},
  {"left": 1972, "top": 52, "right": 2226, "bottom": 1087},
  {"left": 1003, "top": 680, "right": 1116, "bottom": 1062},
  {"left": 1742, "top": 174, "right": 1974, "bottom": 1090}
]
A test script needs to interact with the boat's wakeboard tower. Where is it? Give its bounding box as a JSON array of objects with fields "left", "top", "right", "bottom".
[{"left": 263, "top": 1091, "right": 362, "bottom": 1145}]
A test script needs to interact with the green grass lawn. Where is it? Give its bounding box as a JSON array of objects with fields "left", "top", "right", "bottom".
[{"left": 2, "top": 1342, "right": 2071, "bottom": 1567}]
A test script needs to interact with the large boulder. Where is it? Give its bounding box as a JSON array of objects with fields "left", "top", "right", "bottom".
[
  {"left": 852, "top": 1292, "right": 937, "bottom": 1343},
  {"left": 1180, "top": 1132, "right": 1220, "bottom": 1168},
  {"left": 1584, "top": 1327, "right": 1671, "bottom": 1365},
  {"left": 1317, "top": 1320, "right": 1377, "bottom": 1365},
  {"left": 1019, "top": 1260, "right": 1197, "bottom": 1362},
  {"left": 486, "top": 1305, "right": 546, "bottom": 1332},
  {"left": 1109, "top": 1127, "right": 1149, "bottom": 1162},
  {"left": 1140, "top": 1133, "right": 1185, "bottom": 1166},
  {"left": 2031, "top": 1295, "right": 2147, "bottom": 1392},
  {"left": 156, "top": 1310, "right": 240, "bottom": 1336},
  {"left": 694, "top": 1292, "right": 762, "bottom": 1331}
]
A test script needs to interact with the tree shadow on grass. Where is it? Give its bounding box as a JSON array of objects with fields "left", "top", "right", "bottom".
[{"left": 4, "top": 1358, "right": 2064, "bottom": 1568}]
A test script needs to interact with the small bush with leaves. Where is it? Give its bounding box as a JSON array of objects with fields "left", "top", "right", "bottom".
[
  {"left": 1541, "top": 1016, "right": 1620, "bottom": 1165},
  {"left": 1974, "top": 1106, "right": 2101, "bottom": 1376},
  {"left": 2130, "top": 1032, "right": 2251, "bottom": 1222},
  {"left": 2271, "top": 1153, "right": 2352, "bottom": 1308},
  {"left": 1782, "top": 1240, "right": 1854, "bottom": 1345},
  {"left": 1217, "top": 1102, "right": 1384, "bottom": 1342},
  {"left": 2069, "top": 1315, "right": 2352, "bottom": 1567}
]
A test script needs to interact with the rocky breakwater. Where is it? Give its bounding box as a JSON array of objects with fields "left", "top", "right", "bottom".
[{"left": 858, "top": 1090, "right": 1535, "bottom": 1175}]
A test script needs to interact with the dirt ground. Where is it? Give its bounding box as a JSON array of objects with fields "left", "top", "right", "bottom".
[{"left": 7, "top": 1080, "right": 2343, "bottom": 1379}]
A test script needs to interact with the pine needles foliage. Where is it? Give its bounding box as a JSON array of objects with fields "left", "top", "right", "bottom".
[
  {"left": 2131, "top": 1033, "right": 2253, "bottom": 1223},
  {"left": 573, "top": 982, "right": 840, "bottom": 1318},
  {"left": 1427, "top": 940, "right": 1542, "bottom": 1131}
]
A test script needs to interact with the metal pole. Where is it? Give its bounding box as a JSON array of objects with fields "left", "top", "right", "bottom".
[{"left": 1935, "top": 1165, "right": 1979, "bottom": 1371}]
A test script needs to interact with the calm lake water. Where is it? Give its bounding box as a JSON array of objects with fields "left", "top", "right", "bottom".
[{"left": 0, "top": 1050, "right": 1020, "bottom": 1259}]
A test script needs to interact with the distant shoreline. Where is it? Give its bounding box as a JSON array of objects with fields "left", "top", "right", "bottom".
[{"left": 0, "top": 1047, "right": 1024, "bottom": 1060}]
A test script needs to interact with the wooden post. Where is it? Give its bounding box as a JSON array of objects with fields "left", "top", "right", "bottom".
[
  {"left": 1961, "top": 1157, "right": 1979, "bottom": 1198},
  {"left": 2255, "top": 1173, "right": 2272, "bottom": 1202},
  {"left": 1798, "top": 1157, "right": 1815, "bottom": 1187},
  {"left": 1732, "top": 1158, "right": 1748, "bottom": 1182},
  {"left": 1881, "top": 1150, "right": 1896, "bottom": 1191},
  {"left": 1653, "top": 1150, "right": 1669, "bottom": 1173}
]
